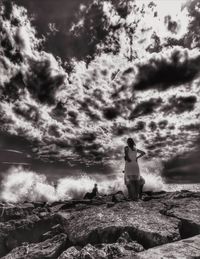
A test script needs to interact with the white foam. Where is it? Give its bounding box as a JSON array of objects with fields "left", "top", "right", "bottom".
[{"left": 0, "top": 163, "right": 166, "bottom": 203}]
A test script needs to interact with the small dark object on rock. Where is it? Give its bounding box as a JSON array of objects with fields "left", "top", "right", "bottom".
[
  {"left": 84, "top": 183, "right": 99, "bottom": 200},
  {"left": 107, "top": 202, "right": 115, "bottom": 208}
]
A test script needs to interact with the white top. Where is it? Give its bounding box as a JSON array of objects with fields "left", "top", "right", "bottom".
[{"left": 124, "top": 146, "right": 140, "bottom": 178}]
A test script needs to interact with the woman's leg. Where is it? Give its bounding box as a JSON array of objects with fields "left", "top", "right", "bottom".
[
  {"left": 131, "top": 180, "right": 140, "bottom": 200},
  {"left": 126, "top": 183, "right": 132, "bottom": 199},
  {"left": 127, "top": 180, "right": 135, "bottom": 200},
  {"left": 139, "top": 184, "right": 144, "bottom": 199},
  {"left": 135, "top": 180, "right": 140, "bottom": 200}
]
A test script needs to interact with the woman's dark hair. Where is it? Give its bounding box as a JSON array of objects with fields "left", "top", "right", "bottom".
[{"left": 127, "top": 138, "right": 135, "bottom": 147}]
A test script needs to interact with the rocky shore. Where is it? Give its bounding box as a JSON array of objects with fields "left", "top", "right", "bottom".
[{"left": 0, "top": 190, "right": 200, "bottom": 258}]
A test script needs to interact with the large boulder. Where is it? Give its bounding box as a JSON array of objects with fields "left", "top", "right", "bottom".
[
  {"left": 0, "top": 213, "right": 63, "bottom": 257},
  {"left": 160, "top": 197, "right": 200, "bottom": 238},
  {"left": 135, "top": 234, "right": 200, "bottom": 259},
  {"left": 2, "top": 233, "right": 68, "bottom": 259},
  {"left": 58, "top": 201, "right": 181, "bottom": 248}
]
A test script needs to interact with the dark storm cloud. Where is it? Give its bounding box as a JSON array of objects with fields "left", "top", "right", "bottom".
[
  {"left": 163, "top": 149, "right": 200, "bottom": 183},
  {"left": 50, "top": 102, "right": 67, "bottom": 122},
  {"left": 158, "top": 120, "right": 168, "bottom": 130},
  {"left": 0, "top": 2, "right": 65, "bottom": 106},
  {"left": 129, "top": 98, "right": 162, "bottom": 119},
  {"left": 67, "top": 111, "right": 79, "bottom": 126},
  {"left": 2, "top": 73, "right": 26, "bottom": 101},
  {"left": 26, "top": 59, "right": 65, "bottom": 105},
  {"left": 13, "top": 0, "right": 121, "bottom": 63},
  {"left": 2, "top": 55, "right": 65, "bottom": 106},
  {"left": 110, "top": 0, "right": 133, "bottom": 19},
  {"left": 180, "top": 123, "right": 200, "bottom": 131},
  {"left": 133, "top": 49, "right": 200, "bottom": 91},
  {"left": 103, "top": 107, "right": 120, "bottom": 120},
  {"left": 148, "top": 121, "right": 157, "bottom": 131},
  {"left": 162, "top": 95, "right": 197, "bottom": 114},
  {"left": 112, "top": 125, "right": 130, "bottom": 136},
  {"left": 133, "top": 121, "right": 146, "bottom": 131},
  {"left": 164, "top": 15, "right": 179, "bottom": 34}
]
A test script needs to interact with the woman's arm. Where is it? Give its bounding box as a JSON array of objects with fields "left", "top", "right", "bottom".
[
  {"left": 136, "top": 149, "right": 146, "bottom": 160},
  {"left": 124, "top": 146, "right": 131, "bottom": 162}
]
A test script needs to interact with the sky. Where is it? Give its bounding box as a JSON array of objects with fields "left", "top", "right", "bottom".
[{"left": 0, "top": 0, "right": 200, "bottom": 182}]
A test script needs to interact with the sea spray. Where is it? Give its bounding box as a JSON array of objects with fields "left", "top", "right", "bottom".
[
  {"left": 0, "top": 167, "right": 56, "bottom": 203},
  {"left": 0, "top": 163, "right": 165, "bottom": 203}
]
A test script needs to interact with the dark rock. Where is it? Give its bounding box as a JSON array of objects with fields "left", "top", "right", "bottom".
[
  {"left": 41, "top": 224, "right": 63, "bottom": 241},
  {"left": 0, "top": 214, "right": 62, "bottom": 257},
  {"left": 117, "top": 231, "right": 132, "bottom": 243},
  {"left": 91, "top": 199, "right": 106, "bottom": 206},
  {"left": 33, "top": 201, "right": 46, "bottom": 208},
  {"left": 2, "top": 233, "right": 68, "bottom": 259},
  {"left": 32, "top": 206, "right": 49, "bottom": 216},
  {"left": 74, "top": 204, "right": 90, "bottom": 211},
  {"left": 0, "top": 203, "right": 35, "bottom": 222},
  {"left": 106, "top": 202, "right": 115, "bottom": 208},
  {"left": 112, "top": 191, "right": 126, "bottom": 203},
  {"left": 56, "top": 201, "right": 75, "bottom": 211}
]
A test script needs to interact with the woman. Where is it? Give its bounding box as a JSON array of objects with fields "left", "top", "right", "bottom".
[{"left": 124, "top": 138, "right": 146, "bottom": 200}]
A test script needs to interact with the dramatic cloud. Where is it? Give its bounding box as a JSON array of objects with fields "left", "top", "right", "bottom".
[
  {"left": 0, "top": 0, "right": 200, "bottom": 178},
  {"left": 133, "top": 48, "right": 200, "bottom": 91},
  {"left": 162, "top": 95, "right": 197, "bottom": 114},
  {"left": 129, "top": 98, "right": 162, "bottom": 119}
]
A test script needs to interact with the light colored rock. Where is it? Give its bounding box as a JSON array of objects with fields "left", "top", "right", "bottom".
[
  {"left": 124, "top": 241, "right": 144, "bottom": 252},
  {"left": 58, "top": 246, "right": 80, "bottom": 259},
  {"left": 79, "top": 244, "right": 107, "bottom": 259},
  {"left": 2, "top": 233, "right": 68, "bottom": 259},
  {"left": 135, "top": 234, "right": 200, "bottom": 259},
  {"left": 58, "top": 201, "right": 180, "bottom": 248}
]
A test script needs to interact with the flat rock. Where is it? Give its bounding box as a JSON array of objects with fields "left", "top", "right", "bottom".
[
  {"left": 58, "top": 201, "right": 180, "bottom": 248},
  {"left": 161, "top": 197, "right": 200, "bottom": 238},
  {"left": 135, "top": 234, "right": 200, "bottom": 259}
]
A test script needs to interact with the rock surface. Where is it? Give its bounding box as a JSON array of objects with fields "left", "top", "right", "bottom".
[
  {"left": 1, "top": 190, "right": 200, "bottom": 258},
  {"left": 58, "top": 201, "right": 180, "bottom": 248},
  {"left": 2, "top": 234, "right": 68, "bottom": 259},
  {"left": 135, "top": 234, "right": 200, "bottom": 259}
]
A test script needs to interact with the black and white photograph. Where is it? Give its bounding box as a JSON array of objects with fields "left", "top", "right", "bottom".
[{"left": 0, "top": 0, "right": 200, "bottom": 258}]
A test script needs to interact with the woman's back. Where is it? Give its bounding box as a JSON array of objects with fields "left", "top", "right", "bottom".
[{"left": 125, "top": 146, "right": 140, "bottom": 177}]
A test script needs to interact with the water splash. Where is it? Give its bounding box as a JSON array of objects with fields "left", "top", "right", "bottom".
[{"left": 0, "top": 164, "right": 165, "bottom": 203}]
